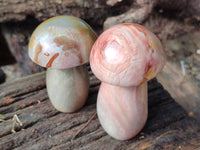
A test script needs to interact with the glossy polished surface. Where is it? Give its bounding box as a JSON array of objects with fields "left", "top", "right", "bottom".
[
  {"left": 91, "top": 23, "right": 165, "bottom": 140},
  {"left": 28, "top": 16, "right": 96, "bottom": 69},
  {"left": 46, "top": 65, "right": 89, "bottom": 112},
  {"left": 97, "top": 82, "right": 147, "bottom": 140},
  {"left": 90, "top": 23, "right": 165, "bottom": 86}
]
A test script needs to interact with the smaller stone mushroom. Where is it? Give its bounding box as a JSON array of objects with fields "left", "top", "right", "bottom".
[
  {"left": 28, "top": 16, "right": 96, "bottom": 112},
  {"left": 90, "top": 23, "right": 165, "bottom": 140}
]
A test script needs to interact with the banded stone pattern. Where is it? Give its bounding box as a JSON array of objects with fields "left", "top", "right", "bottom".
[{"left": 28, "top": 16, "right": 96, "bottom": 69}]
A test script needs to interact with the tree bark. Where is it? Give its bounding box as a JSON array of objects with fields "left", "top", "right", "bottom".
[
  {"left": 0, "top": 69, "right": 5, "bottom": 84},
  {"left": 1, "top": 24, "right": 45, "bottom": 76},
  {"left": 157, "top": 60, "right": 200, "bottom": 121},
  {"left": 0, "top": 66, "right": 200, "bottom": 150},
  {"left": 0, "top": 0, "right": 200, "bottom": 25},
  {"left": 0, "top": 0, "right": 126, "bottom": 26}
]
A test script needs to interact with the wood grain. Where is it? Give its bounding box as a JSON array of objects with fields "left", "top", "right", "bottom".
[
  {"left": 157, "top": 60, "right": 200, "bottom": 121},
  {"left": 0, "top": 66, "right": 200, "bottom": 150},
  {"left": 0, "top": 0, "right": 115, "bottom": 26}
]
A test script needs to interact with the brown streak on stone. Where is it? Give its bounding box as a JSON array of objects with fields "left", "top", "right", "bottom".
[
  {"left": 44, "top": 52, "right": 50, "bottom": 56},
  {"left": 34, "top": 44, "right": 42, "bottom": 64},
  {"left": 46, "top": 53, "right": 59, "bottom": 67},
  {"left": 53, "top": 36, "right": 79, "bottom": 51}
]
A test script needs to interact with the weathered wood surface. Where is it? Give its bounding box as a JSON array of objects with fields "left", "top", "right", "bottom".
[
  {"left": 1, "top": 0, "right": 200, "bottom": 25},
  {"left": 0, "top": 0, "right": 127, "bottom": 26},
  {"left": 0, "top": 66, "right": 200, "bottom": 150},
  {"left": 157, "top": 60, "right": 200, "bottom": 122},
  {"left": 1, "top": 24, "right": 45, "bottom": 76},
  {"left": 0, "top": 69, "right": 5, "bottom": 84},
  {"left": 0, "top": 28, "right": 16, "bottom": 67}
]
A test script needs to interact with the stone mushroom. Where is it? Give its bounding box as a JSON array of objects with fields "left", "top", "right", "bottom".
[
  {"left": 90, "top": 23, "right": 165, "bottom": 140},
  {"left": 28, "top": 16, "right": 96, "bottom": 112}
]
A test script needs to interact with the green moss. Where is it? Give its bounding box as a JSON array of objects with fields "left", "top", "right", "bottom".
[{"left": 191, "top": 71, "right": 196, "bottom": 75}]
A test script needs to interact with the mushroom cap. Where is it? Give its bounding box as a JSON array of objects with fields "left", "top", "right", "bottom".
[
  {"left": 90, "top": 23, "right": 165, "bottom": 87},
  {"left": 28, "top": 16, "right": 96, "bottom": 69}
]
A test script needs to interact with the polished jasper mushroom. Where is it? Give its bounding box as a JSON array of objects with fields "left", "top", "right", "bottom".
[
  {"left": 28, "top": 15, "right": 96, "bottom": 112},
  {"left": 90, "top": 23, "right": 165, "bottom": 140}
]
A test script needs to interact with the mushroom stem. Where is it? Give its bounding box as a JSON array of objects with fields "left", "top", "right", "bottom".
[
  {"left": 90, "top": 23, "right": 165, "bottom": 140},
  {"left": 97, "top": 82, "right": 148, "bottom": 140},
  {"left": 46, "top": 65, "right": 89, "bottom": 112}
]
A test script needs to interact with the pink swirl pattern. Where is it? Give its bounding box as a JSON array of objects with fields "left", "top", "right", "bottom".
[
  {"left": 90, "top": 23, "right": 165, "bottom": 140},
  {"left": 97, "top": 82, "right": 147, "bottom": 140},
  {"left": 90, "top": 23, "right": 165, "bottom": 86}
]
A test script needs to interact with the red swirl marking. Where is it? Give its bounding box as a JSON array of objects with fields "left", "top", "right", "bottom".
[
  {"left": 46, "top": 53, "right": 59, "bottom": 67},
  {"left": 133, "top": 24, "right": 147, "bottom": 37},
  {"left": 44, "top": 52, "right": 50, "bottom": 56},
  {"left": 65, "top": 52, "right": 69, "bottom": 56}
]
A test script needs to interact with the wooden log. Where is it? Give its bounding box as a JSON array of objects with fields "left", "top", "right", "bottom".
[
  {"left": 157, "top": 31, "right": 200, "bottom": 122},
  {"left": 103, "top": 5, "right": 153, "bottom": 30},
  {"left": 1, "top": 24, "right": 45, "bottom": 76},
  {"left": 0, "top": 69, "right": 5, "bottom": 84},
  {"left": 0, "top": 28, "right": 16, "bottom": 66},
  {"left": 0, "top": 0, "right": 131, "bottom": 26},
  {"left": 157, "top": 60, "right": 200, "bottom": 121},
  {"left": 1, "top": 0, "right": 200, "bottom": 25},
  {"left": 0, "top": 66, "right": 200, "bottom": 149}
]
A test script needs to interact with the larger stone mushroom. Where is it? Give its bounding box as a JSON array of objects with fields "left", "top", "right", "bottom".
[
  {"left": 28, "top": 16, "right": 96, "bottom": 112},
  {"left": 90, "top": 23, "right": 165, "bottom": 140}
]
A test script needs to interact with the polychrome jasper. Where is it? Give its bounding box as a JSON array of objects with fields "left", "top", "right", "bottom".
[
  {"left": 28, "top": 16, "right": 96, "bottom": 112},
  {"left": 46, "top": 66, "right": 89, "bottom": 112},
  {"left": 90, "top": 23, "right": 165, "bottom": 87},
  {"left": 97, "top": 82, "right": 147, "bottom": 140},
  {"left": 29, "top": 16, "right": 96, "bottom": 69},
  {"left": 90, "top": 23, "right": 165, "bottom": 140}
]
